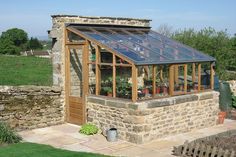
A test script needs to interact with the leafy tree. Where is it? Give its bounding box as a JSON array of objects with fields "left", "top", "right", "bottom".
[
  {"left": 172, "top": 27, "right": 235, "bottom": 80},
  {"left": 0, "top": 37, "right": 20, "bottom": 55},
  {"left": 0, "top": 28, "right": 28, "bottom": 55},
  {"left": 27, "top": 37, "right": 43, "bottom": 50}
]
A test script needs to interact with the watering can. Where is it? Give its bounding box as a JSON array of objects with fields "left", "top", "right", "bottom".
[{"left": 103, "top": 128, "right": 118, "bottom": 142}]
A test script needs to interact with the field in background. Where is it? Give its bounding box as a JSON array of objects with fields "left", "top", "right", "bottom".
[{"left": 0, "top": 55, "right": 52, "bottom": 86}]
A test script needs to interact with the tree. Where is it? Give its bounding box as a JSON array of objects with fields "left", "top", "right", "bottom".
[
  {"left": 0, "top": 28, "right": 28, "bottom": 55},
  {"left": 27, "top": 37, "right": 43, "bottom": 50},
  {"left": 0, "top": 38, "right": 19, "bottom": 55},
  {"left": 172, "top": 27, "right": 235, "bottom": 80},
  {"left": 157, "top": 24, "right": 173, "bottom": 37}
]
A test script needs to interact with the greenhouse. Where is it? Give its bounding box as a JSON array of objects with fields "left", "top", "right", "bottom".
[
  {"left": 50, "top": 15, "right": 219, "bottom": 143},
  {"left": 65, "top": 24, "right": 215, "bottom": 102}
]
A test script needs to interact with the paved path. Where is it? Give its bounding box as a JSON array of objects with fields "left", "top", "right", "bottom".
[{"left": 19, "top": 119, "right": 236, "bottom": 157}]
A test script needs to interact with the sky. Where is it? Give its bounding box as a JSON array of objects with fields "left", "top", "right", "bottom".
[{"left": 0, "top": 0, "right": 235, "bottom": 38}]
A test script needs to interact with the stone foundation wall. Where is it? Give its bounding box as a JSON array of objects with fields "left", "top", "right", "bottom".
[
  {"left": 227, "top": 80, "right": 236, "bottom": 96},
  {"left": 87, "top": 91, "right": 219, "bottom": 144},
  {"left": 0, "top": 86, "right": 64, "bottom": 131}
]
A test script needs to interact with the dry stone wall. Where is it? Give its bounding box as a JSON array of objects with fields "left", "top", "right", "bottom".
[
  {"left": 0, "top": 86, "right": 64, "bottom": 131},
  {"left": 87, "top": 91, "right": 220, "bottom": 144}
]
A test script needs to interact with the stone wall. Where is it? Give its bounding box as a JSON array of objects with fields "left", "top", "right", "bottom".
[
  {"left": 227, "top": 80, "right": 236, "bottom": 96},
  {"left": 49, "top": 15, "right": 151, "bottom": 88},
  {"left": 0, "top": 86, "right": 64, "bottom": 131},
  {"left": 87, "top": 91, "right": 219, "bottom": 144}
]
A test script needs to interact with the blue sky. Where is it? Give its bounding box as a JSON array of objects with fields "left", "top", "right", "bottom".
[{"left": 0, "top": 0, "right": 235, "bottom": 37}]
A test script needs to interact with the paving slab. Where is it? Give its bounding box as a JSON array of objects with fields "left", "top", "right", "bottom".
[{"left": 19, "top": 120, "right": 236, "bottom": 157}]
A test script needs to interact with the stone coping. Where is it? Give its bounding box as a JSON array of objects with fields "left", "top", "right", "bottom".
[
  {"left": 51, "top": 15, "right": 151, "bottom": 22},
  {"left": 87, "top": 91, "right": 219, "bottom": 110},
  {"left": 0, "top": 85, "right": 61, "bottom": 93}
]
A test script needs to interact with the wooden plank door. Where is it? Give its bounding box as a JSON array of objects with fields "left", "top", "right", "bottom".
[{"left": 65, "top": 45, "right": 85, "bottom": 125}]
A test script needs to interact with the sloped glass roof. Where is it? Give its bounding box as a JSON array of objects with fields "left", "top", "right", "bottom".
[{"left": 68, "top": 25, "right": 215, "bottom": 65}]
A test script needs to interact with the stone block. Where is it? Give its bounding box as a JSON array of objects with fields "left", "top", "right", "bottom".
[
  {"left": 106, "top": 100, "right": 128, "bottom": 108},
  {"left": 175, "top": 95, "right": 198, "bottom": 104},
  {"left": 199, "top": 93, "right": 213, "bottom": 100},
  {"left": 126, "top": 132, "right": 143, "bottom": 144},
  {"left": 147, "top": 99, "right": 173, "bottom": 108},
  {"left": 87, "top": 96, "right": 105, "bottom": 105},
  {"left": 0, "top": 104, "right": 4, "bottom": 111}
]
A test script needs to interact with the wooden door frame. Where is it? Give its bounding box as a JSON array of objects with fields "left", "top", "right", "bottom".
[{"left": 64, "top": 28, "right": 88, "bottom": 124}]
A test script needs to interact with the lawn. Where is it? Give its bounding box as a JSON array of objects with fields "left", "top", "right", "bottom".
[
  {"left": 0, "top": 142, "right": 109, "bottom": 157},
  {"left": 0, "top": 55, "right": 52, "bottom": 86}
]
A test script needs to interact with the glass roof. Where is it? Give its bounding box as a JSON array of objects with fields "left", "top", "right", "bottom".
[{"left": 69, "top": 25, "right": 215, "bottom": 65}]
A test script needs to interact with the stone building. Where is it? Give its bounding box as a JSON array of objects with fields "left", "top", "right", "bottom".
[{"left": 48, "top": 15, "right": 219, "bottom": 144}]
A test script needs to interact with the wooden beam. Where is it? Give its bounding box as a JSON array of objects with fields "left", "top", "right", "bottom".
[
  {"left": 152, "top": 65, "right": 156, "bottom": 97},
  {"left": 174, "top": 65, "right": 179, "bottom": 85},
  {"left": 64, "top": 28, "right": 70, "bottom": 122},
  {"left": 198, "top": 63, "right": 201, "bottom": 92},
  {"left": 132, "top": 64, "right": 138, "bottom": 102},
  {"left": 82, "top": 40, "right": 90, "bottom": 124},
  {"left": 210, "top": 62, "right": 214, "bottom": 90},
  {"left": 95, "top": 45, "right": 101, "bottom": 95},
  {"left": 169, "top": 64, "right": 174, "bottom": 96},
  {"left": 112, "top": 54, "right": 116, "bottom": 97},
  {"left": 184, "top": 64, "right": 187, "bottom": 93},
  {"left": 65, "top": 41, "right": 86, "bottom": 45},
  {"left": 192, "top": 63, "right": 196, "bottom": 84}
]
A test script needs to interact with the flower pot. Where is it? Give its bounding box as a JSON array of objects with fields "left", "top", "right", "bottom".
[
  {"left": 107, "top": 93, "right": 112, "bottom": 97},
  {"left": 142, "top": 88, "right": 149, "bottom": 95},
  {"left": 156, "top": 87, "right": 161, "bottom": 94},
  {"left": 162, "top": 86, "right": 168, "bottom": 95},
  {"left": 218, "top": 111, "right": 226, "bottom": 124}
]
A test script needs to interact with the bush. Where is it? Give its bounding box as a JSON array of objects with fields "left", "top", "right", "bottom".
[
  {"left": 232, "top": 95, "right": 236, "bottom": 108},
  {"left": 79, "top": 123, "right": 98, "bottom": 135},
  {"left": 0, "top": 122, "right": 22, "bottom": 144}
]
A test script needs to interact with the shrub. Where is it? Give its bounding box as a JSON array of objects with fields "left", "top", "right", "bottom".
[
  {"left": 0, "top": 122, "right": 22, "bottom": 144},
  {"left": 79, "top": 123, "right": 98, "bottom": 135},
  {"left": 232, "top": 95, "right": 236, "bottom": 108}
]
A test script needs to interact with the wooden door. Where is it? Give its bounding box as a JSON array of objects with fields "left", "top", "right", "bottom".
[{"left": 65, "top": 45, "right": 86, "bottom": 125}]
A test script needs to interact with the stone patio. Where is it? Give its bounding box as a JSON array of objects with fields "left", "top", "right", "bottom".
[{"left": 19, "top": 119, "right": 236, "bottom": 157}]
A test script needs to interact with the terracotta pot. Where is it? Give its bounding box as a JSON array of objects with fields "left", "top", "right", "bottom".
[
  {"left": 107, "top": 93, "right": 112, "bottom": 97},
  {"left": 218, "top": 111, "right": 226, "bottom": 124},
  {"left": 142, "top": 88, "right": 149, "bottom": 94},
  {"left": 162, "top": 86, "right": 168, "bottom": 95},
  {"left": 156, "top": 87, "right": 161, "bottom": 94}
]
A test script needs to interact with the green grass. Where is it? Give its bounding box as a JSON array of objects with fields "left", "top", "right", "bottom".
[
  {"left": 0, "top": 142, "right": 109, "bottom": 157},
  {"left": 0, "top": 55, "right": 52, "bottom": 86}
]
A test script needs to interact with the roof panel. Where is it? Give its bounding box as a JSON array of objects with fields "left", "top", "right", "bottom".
[{"left": 71, "top": 26, "right": 215, "bottom": 65}]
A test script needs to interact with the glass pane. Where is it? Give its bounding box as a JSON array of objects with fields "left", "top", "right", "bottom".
[
  {"left": 73, "top": 26, "right": 215, "bottom": 65},
  {"left": 88, "top": 64, "right": 96, "bottom": 95},
  {"left": 69, "top": 48, "right": 83, "bottom": 97},
  {"left": 116, "top": 67, "right": 132, "bottom": 99},
  {"left": 201, "top": 62, "right": 211, "bottom": 90},
  {"left": 100, "top": 65, "right": 113, "bottom": 96}
]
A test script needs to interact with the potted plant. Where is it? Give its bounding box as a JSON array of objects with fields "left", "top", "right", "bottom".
[
  {"left": 193, "top": 82, "right": 198, "bottom": 90},
  {"left": 179, "top": 82, "right": 184, "bottom": 91},
  {"left": 161, "top": 79, "right": 168, "bottom": 95},
  {"left": 156, "top": 79, "right": 161, "bottom": 94},
  {"left": 103, "top": 86, "right": 112, "bottom": 97},
  {"left": 142, "top": 87, "right": 149, "bottom": 95}
]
